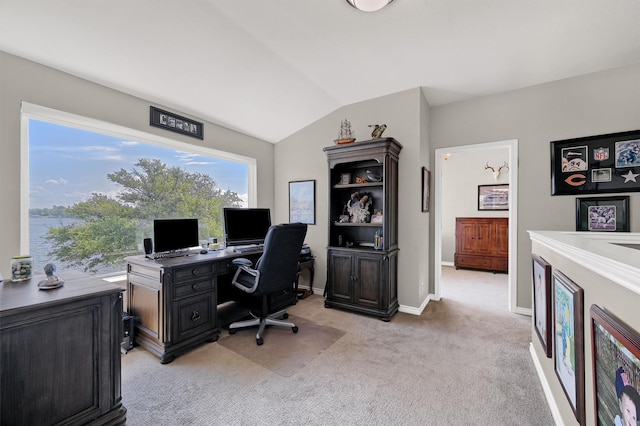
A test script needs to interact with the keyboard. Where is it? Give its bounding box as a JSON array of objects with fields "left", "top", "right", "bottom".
[
  {"left": 234, "top": 244, "right": 264, "bottom": 253},
  {"left": 147, "top": 248, "right": 200, "bottom": 259}
]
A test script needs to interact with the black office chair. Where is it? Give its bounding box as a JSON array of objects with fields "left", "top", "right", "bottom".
[{"left": 228, "top": 223, "right": 308, "bottom": 345}]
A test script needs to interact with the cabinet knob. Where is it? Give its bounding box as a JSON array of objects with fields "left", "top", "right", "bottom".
[
  {"left": 192, "top": 269, "right": 198, "bottom": 276},
  {"left": 191, "top": 310, "right": 201, "bottom": 322}
]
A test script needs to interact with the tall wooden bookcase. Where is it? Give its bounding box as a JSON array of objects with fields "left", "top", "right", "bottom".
[{"left": 323, "top": 138, "right": 402, "bottom": 321}]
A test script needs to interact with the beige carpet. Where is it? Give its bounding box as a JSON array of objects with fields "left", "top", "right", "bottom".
[{"left": 217, "top": 315, "right": 346, "bottom": 377}]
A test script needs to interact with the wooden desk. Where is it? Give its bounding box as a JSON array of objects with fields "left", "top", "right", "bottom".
[
  {"left": 125, "top": 248, "right": 297, "bottom": 364},
  {"left": 0, "top": 272, "right": 126, "bottom": 426}
]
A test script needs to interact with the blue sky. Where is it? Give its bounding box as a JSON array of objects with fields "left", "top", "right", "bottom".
[{"left": 29, "top": 120, "right": 248, "bottom": 209}]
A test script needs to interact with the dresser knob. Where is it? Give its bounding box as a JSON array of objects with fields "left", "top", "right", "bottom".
[
  {"left": 191, "top": 310, "right": 201, "bottom": 322},
  {"left": 192, "top": 269, "right": 198, "bottom": 276}
]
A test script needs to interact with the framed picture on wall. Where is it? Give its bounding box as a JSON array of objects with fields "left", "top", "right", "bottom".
[
  {"left": 478, "top": 184, "right": 509, "bottom": 210},
  {"left": 532, "top": 255, "right": 552, "bottom": 358},
  {"left": 289, "top": 180, "right": 315, "bottom": 224},
  {"left": 550, "top": 129, "right": 640, "bottom": 195},
  {"left": 575, "top": 195, "right": 630, "bottom": 232},
  {"left": 591, "top": 305, "right": 640, "bottom": 426},
  {"left": 422, "top": 167, "right": 430, "bottom": 212},
  {"left": 553, "top": 271, "right": 585, "bottom": 425}
]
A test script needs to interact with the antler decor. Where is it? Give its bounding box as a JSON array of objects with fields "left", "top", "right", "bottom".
[{"left": 485, "top": 161, "right": 509, "bottom": 181}]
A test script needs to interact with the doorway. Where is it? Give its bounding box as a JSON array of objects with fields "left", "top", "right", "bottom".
[{"left": 434, "top": 140, "right": 519, "bottom": 312}]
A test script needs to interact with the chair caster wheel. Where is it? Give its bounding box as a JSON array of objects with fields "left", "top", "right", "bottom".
[
  {"left": 282, "top": 313, "right": 289, "bottom": 319},
  {"left": 229, "top": 328, "right": 237, "bottom": 335},
  {"left": 292, "top": 326, "right": 299, "bottom": 333},
  {"left": 256, "top": 337, "right": 264, "bottom": 345}
]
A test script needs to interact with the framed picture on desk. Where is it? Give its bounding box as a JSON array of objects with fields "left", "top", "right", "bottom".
[{"left": 289, "top": 180, "right": 315, "bottom": 225}]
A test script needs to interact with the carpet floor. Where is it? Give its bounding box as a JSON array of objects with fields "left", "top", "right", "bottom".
[{"left": 120, "top": 266, "right": 554, "bottom": 425}]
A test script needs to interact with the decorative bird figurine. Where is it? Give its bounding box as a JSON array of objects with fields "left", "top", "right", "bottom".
[
  {"left": 365, "top": 169, "right": 382, "bottom": 182},
  {"left": 369, "top": 124, "right": 387, "bottom": 138}
]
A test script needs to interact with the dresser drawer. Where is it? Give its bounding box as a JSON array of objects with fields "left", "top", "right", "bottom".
[
  {"left": 173, "top": 278, "right": 215, "bottom": 300},
  {"left": 170, "top": 263, "right": 214, "bottom": 283}
]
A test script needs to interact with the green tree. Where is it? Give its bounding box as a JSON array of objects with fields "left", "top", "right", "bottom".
[{"left": 46, "top": 158, "right": 243, "bottom": 273}]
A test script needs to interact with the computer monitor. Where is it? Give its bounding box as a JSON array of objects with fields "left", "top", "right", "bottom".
[
  {"left": 223, "top": 208, "right": 271, "bottom": 246},
  {"left": 153, "top": 218, "right": 199, "bottom": 253}
]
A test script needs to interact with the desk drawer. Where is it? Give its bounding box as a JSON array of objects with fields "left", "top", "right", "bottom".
[
  {"left": 172, "top": 293, "right": 216, "bottom": 342},
  {"left": 170, "top": 264, "right": 214, "bottom": 283},
  {"left": 173, "top": 278, "right": 215, "bottom": 300}
]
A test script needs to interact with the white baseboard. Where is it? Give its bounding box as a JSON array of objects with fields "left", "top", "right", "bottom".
[
  {"left": 529, "top": 343, "right": 562, "bottom": 425},
  {"left": 399, "top": 293, "right": 433, "bottom": 315}
]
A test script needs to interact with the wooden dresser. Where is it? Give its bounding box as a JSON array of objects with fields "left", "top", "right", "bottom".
[
  {"left": 0, "top": 272, "right": 126, "bottom": 425},
  {"left": 454, "top": 217, "right": 508, "bottom": 273}
]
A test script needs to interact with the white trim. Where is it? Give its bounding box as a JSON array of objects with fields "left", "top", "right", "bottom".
[
  {"left": 530, "top": 343, "right": 563, "bottom": 426},
  {"left": 434, "top": 139, "right": 519, "bottom": 313},
  {"left": 529, "top": 230, "right": 640, "bottom": 296},
  {"left": 20, "top": 101, "right": 257, "bottom": 254},
  {"left": 399, "top": 293, "right": 433, "bottom": 315}
]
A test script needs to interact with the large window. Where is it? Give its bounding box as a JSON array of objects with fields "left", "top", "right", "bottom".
[{"left": 22, "top": 103, "right": 255, "bottom": 276}]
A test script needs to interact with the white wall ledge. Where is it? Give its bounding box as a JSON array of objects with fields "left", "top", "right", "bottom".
[{"left": 528, "top": 231, "right": 640, "bottom": 296}]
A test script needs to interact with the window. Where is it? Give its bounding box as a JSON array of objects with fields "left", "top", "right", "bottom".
[{"left": 22, "top": 103, "right": 255, "bottom": 276}]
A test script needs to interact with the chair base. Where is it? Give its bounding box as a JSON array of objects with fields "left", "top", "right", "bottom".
[{"left": 228, "top": 309, "right": 298, "bottom": 345}]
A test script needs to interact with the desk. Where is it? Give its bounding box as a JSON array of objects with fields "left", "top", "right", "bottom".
[
  {"left": 1, "top": 272, "right": 126, "bottom": 425},
  {"left": 125, "top": 248, "right": 297, "bottom": 364}
]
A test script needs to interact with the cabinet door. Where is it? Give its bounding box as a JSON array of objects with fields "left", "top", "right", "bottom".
[
  {"left": 493, "top": 219, "right": 509, "bottom": 257},
  {"left": 475, "top": 221, "right": 493, "bottom": 255},
  {"left": 130, "top": 279, "right": 161, "bottom": 341},
  {"left": 328, "top": 251, "right": 353, "bottom": 302},
  {"left": 354, "top": 253, "right": 383, "bottom": 309},
  {"left": 456, "top": 220, "right": 478, "bottom": 254}
]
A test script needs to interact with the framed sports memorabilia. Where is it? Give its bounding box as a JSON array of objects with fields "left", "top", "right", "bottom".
[{"left": 550, "top": 130, "right": 640, "bottom": 195}]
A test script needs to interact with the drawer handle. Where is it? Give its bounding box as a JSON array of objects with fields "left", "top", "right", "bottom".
[
  {"left": 192, "top": 269, "right": 199, "bottom": 276},
  {"left": 191, "top": 310, "right": 201, "bottom": 322},
  {"left": 192, "top": 283, "right": 199, "bottom": 290}
]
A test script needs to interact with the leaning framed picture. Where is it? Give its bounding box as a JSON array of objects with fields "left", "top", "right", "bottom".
[
  {"left": 553, "top": 271, "right": 585, "bottom": 425},
  {"left": 591, "top": 305, "right": 640, "bottom": 426},
  {"left": 575, "top": 195, "right": 629, "bottom": 232},
  {"left": 289, "top": 180, "right": 315, "bottom": 224},
  {"left": 550, "top": 129, "right": 640, "bottom": 195},
  {"left": 532, "top": 255, "right": 552, "bottom": 358},
  {"left": 478, "top": 184, "right": 509, "bottom": 211},
  {"left": 422, "top": 167, "right": 430, "bottom": 212}
]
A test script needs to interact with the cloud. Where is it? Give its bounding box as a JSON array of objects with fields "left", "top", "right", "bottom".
[
  {"left": 45, "top": 178, "right": 69, "bottom": 185},
  {"left": 120, "top": 140, "right": 139, "bottom": 146}
]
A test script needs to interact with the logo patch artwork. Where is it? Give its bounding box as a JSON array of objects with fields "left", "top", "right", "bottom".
[
  {"left": 593, "top": 147, "right": 609, "bottom": 161},
  {"left": 564, "top": 174, "right": 586, "bottom": 186}
]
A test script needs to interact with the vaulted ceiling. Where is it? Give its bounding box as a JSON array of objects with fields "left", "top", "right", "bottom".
[{"left": 2, "top": 1, "right": 640, "bottom": 142}]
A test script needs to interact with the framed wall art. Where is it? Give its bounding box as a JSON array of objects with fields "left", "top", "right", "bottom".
[
  {"left": 422, "top": 167, "right": 430, "bottom": 212},
  {"left": 553, "top": 271, "right": 585, "bottom": 425},
  {"left": 591, "top": 305, "right": 640, "bottom": 426},
  {"left": 575, "top": 196, "right": 630, "bottom": 232},
  {"left": 477, "top": 184, "right": 509, "bottom": 211},
  {"left": 532, "top": 254, "right": 552, "bottom": 358},
  {"left": 289, "top": 180, "right": 315, "bottom": 224},
  {"left": 150, "top": 106, "right": 204, "bottom": 140},
  {"left": 550, "top": 129, "right": 640, "bottom": 195}
]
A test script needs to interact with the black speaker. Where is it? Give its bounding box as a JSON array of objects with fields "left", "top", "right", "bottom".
[
  {"left": 121, "top": 312, "right": 134, "bottom": 352},
  {"left": 143, "top": 238, "right": 153, "bottom": 255}
]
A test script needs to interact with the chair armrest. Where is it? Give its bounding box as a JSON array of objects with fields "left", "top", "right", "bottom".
[
  {"left": 231, "top": 265, "right": 261, "bottom": 293},
  {"left": 231, "top": 257, "right": 253, "bottom": 267}
]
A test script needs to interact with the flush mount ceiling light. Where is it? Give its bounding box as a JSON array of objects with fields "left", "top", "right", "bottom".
[{"left": 346, "top": 0, "right": 395, "bottom": 12}]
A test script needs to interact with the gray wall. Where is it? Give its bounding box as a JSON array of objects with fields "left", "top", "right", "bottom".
[
  {"left": 430, "top": 62, "right": 640, "bottom": 309},
  {"left": 0, "top": 52, "right": 275, "bottom": 278},
  {"left": 276, "top": 88, "right": 432, "bottom": 310}
]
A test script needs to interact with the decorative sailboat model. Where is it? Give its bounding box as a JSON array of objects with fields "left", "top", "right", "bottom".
[{"left": 334, "top": 119, "right": 356, "bottom": 145}]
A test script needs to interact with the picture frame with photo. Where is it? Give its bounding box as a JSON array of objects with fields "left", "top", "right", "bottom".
[
  {"left": 575, "top": 196, "right": 629, "bottom": 232},
  {"left": 532, "top": 254, "right": 552, "bottom": 358},
  {"left": 591, "top": 305, "right": 640, "bottom": 426},
  {"left": 289, "top": 180, "right": 316, "bottom": 225},
  {"left": 550, "top": 129, "right": 640, "bottom": 195},
  {"left": 553, "top": 271, "right": 585, "bottom": 425},
  {"left": 477, "top": 184, "right": 509, "bottom": 211},
  {"left": 150, "top": 106, "right": 204, "bottom": 140}
]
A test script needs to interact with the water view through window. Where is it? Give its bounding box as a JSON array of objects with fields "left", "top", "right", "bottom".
[{"left": 29, "top": 119, "right": 249, "bottom": 275}]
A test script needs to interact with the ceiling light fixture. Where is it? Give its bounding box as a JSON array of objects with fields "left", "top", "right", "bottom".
[{"left": 346, "top": 0, "right": 394, "bottom": 12}]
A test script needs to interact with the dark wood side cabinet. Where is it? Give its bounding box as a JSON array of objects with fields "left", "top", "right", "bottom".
[
  {"left": 454, "top": 217, "right": 508, "bottom": 273},
  {"left": 1, "top": 272, "right": 126, "bottom": 426},
  {"left": 323, "top": 138, "right": 402, "bottom": 321}
]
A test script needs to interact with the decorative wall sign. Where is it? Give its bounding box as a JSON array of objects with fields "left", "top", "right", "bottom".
[
  {"left": 550, "top": 130, "right": 640, "bottom": 195},
  {"left": 553, "top": 271, "right": 585, "bottom": 425},
  {"left": 591, "top": 305, "right": 640, "bottom": 426},
  {"left": 532, "top": 254, "right": 552, "bottom": 358},
  {"left": 150, "top": 106, "right": 204, "bottom": 140},
  {"left": 575, "top": 196, "right": 630, "bottom": 232}
]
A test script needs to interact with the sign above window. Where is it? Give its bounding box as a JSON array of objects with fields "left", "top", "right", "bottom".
[{"left": 150, "top": 106, "right": 203, "bottom": 140}]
